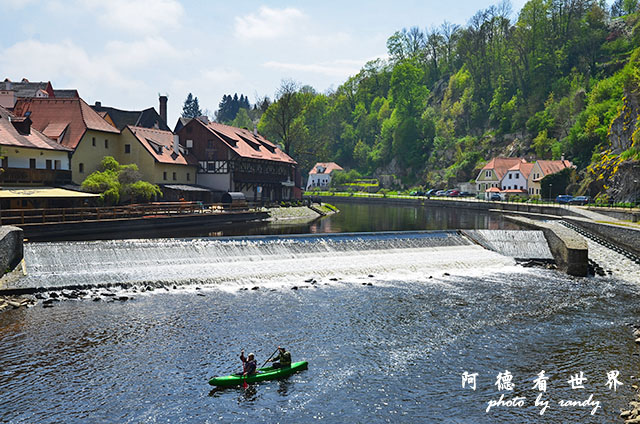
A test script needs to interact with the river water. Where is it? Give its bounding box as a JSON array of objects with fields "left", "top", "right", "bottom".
[{"left": 1, "top": 203, "right": 640, "bottom": 423}]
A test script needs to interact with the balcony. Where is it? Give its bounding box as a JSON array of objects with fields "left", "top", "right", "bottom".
[{"left": 0, "top": 167, "right": 72, "bottom": 185}]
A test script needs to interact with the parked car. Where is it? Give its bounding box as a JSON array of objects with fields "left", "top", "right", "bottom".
[
  {"left": 489, "top": 193, "right": 502, "bottom": 201},
  {"left": 426, "top": 189, "right": 439, "bottom": 196},
  {"left": 447, "top": 190, "right": 461, "bottom": 197},
  {"left": 435, "top": 190, "right": 447, "bottom": 196},
  {"left": 568, "top": 195, "right": 591, "bottom": 205},
  {"left": 555, "top": 194, "right": 573, "bottom": 204},
  {"left": 459, "top": 191, "right": 473, "bottom": 197}
]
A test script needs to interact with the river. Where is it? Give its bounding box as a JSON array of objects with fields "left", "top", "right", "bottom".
[{"left": 1, "top": 202, "right": 639, "bottom": 423}]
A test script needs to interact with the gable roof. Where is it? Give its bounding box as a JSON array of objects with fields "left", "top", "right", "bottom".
[
  {"left": 309, "top": 162, "right": 343, "bottom": 175},
  {"left": 481, "top": 157, "right": 527, "bottom": 180},
  {"left": 505, "top": 162, "right": 534, "bottom": 180},
  {"left": 91, "top": 103, "right": 170, "bottom": 131},
  {"left": 12, "top": 97, "right": 119, "bottom": 149},
  {"left": 195, "top": 120, "right": 296, "bottom": 165},
  {"left": 534, "top": 160, "right": 573, "bottom": 180},
  {"left": 126, "top": 126, "right": 197, "bottom": 167},
  {"left": 0, "top": 80, "right": 53, "bottom": 98},
  {"left": 0, "top": 105, "right": 72, "bottom": 152}
]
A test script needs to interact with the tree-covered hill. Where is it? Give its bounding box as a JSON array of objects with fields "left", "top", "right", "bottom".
[{"left": 258, "top": 0, "right": 640, "bottom": 201}]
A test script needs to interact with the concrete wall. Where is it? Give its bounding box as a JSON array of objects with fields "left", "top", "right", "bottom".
[
  {"left": 505, "top": 216, "right": 588, "bottom": 276},
  {"left": 0, "top": 226, "right": 23, "bottom": 277},
  {"left": 566, "top": 217, "right": 640, "bottom": 256}
]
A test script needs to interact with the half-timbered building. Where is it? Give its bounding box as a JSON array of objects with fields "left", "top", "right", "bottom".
[{"left": 176, "top": 118, "right": 297, "bottom": 201}]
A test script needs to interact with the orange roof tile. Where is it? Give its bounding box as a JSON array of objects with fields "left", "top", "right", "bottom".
[
  {"left": 200, "top": 120, "right": 296, "bottom": 165},
  {"left": 309, "top": 162, "right": 343, "bottom": 175},
  {"left": 127, "top": 126, "right": 198, "bottom": 167},
  {"left": 0, "top": 105, "right": 72, "bottom": 151},
  {"left": 13, "top": 97, "right": 119, "bottom": 150},
  {"left": 507, "top": 162, "right": 534, "bottom": 179},
  {"left": 534, "top": 160, "right": 573, "bottom": 180},
  {"left": 481, "top": 157, "right": 527, "bottom": 180}
]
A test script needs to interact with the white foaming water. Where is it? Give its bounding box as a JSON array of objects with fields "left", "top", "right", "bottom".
[{"left": 19, "top": 232, "right": 516, "bottom": 290}]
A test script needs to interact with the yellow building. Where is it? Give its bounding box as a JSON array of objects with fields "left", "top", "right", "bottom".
[
  {"left": 119, "top": 126, "right": 198, "bottom": 185},
  {"left": 527, "top": 159, "right": 574, "bottom": 197}
]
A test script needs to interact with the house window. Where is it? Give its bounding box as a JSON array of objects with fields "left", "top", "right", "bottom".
[
  {"left": 486, "top": 171, "right": 491, "bottom": 177},
  {"left": 46, "top": 159, "right": 52, "bottom": 169},
  {"left": 105, "top": 139, "right": 109, "bottom": 148},
  {"left": 187, "top": 173, "right": 190, "bottom": 181},
  {"left": 172, "top": 172, "right": 177, "bottom": 181},
  {"left": 515, "top": 173, "right": 520, "bottom": 178},
  {"left": 29, "top": 158, "right": 36, "bottom": 169},
  {"left": 207, "top": 139, "right": 214, "bottom": 149},
  {"left": 163, "top": 171, "right": 167, "bottom": 180},
  {"left": 92, "top": 137, "right": 96, "bottom": 146},
  {"left": 79, "top": 163, "right": 84, "bottom": 173},
  {"left": 54, "top": 160, "right": 61, "bottom": 170},
  {"left": 508, "top": 174, "right": 512, "bottom": 179},
  {"left": 1, "top": 157, "right": 7, "bottom": 168},
  {"left": 125, "top": 144, "right": 131, "bottom": 154}
]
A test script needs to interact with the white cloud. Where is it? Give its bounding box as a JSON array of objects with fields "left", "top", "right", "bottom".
[
  {"left": 234, "top": 6, "right": 306, "bottom": 41},
  {"left": 78, "top": 0, "right": 184, "bottom": 35},
  {"left": 103, "top": 36, "right": 186, "bottom": 68},
  {"left": 263, "top": 57, "right": 385, "bottom": 78}
]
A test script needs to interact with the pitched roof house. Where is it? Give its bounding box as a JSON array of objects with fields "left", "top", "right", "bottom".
[
  {"left": 527, "top": 159, "right": 574, "bottom": 196},
  {"left": 177, "top": 118, "right": 297, "bottom": 201},
  {"left": 13, "top": 97, "right": 121, "bottom": 183},
  {"left": 91, "top": 99, "right": 170, "bottom": 132},
  {"left": 306, "top": 162, "right": 343, "bottom": 190},
  {"left": 475, "top": 157, "right": 527, "bottom": 194},
  {"left": 500, "top": 162, "right": 534, "bottom": 193},
  {"left": 0, "top": 105, "right": 72, "bottom": 185},
  {"left": 0, "top": 79, "right": 79, "bottom": 109}
]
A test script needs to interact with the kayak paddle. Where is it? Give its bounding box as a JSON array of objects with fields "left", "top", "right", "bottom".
[{"left": 260, "top": 348, "right": 279, "bottom": 368}]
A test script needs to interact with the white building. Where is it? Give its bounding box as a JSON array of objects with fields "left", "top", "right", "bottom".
[
  {"left": 306, "top": 162, "right": 343, "bottom": 190},
  {"left": 500, "top": 162, "right": 534, "bottom": 192}
]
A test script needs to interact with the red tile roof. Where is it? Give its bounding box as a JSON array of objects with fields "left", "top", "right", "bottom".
[
  {"left": 507, "top": 162, "right": 534, "bottom": 180},
  {"left": 127, "top": 125, "right": 198, "bottom": 167},
  {"left": 482, "top": 157, "right": 527, "bottom": 180},
  {"left": 309, "top": 162, "right": 343, "bottom": 175},
  {"left": 0, "top": 105, "right": 72, "bottom": 151},
  {"left": 534, "top": 160, "right": 573, "bottom": 181},
  {"left": 13, "top": 97, "right": 119, "bottom": 150},
  {"left": 199, "top": 120, "right": 296, "bottom": 165}
]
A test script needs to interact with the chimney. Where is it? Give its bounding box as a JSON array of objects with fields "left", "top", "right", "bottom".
[
  {"left": 159, "top": 95, "right": 168, "bottom": 125},
  {"left": 254, "top": 125, "right": 257, "bottom": 136},
  {"left": 561, "top": 153, "right": 565, "bottom": 162},
  {"left": 95, "top": 101, "right": 101, "bottom": 108},
  {"left": 173, "top": 134, "right": 179, "bottom": 155}
]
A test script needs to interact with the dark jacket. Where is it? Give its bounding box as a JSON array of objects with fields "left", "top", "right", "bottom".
[
  {"left": 240, "top": 353, "right": 257, "bottom": 374},
  {"left": 274, "top": 350, "right": 292, "bottom": 366}
]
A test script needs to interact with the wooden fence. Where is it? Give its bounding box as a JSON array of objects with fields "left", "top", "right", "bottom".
[{"left": 0, "top": 201, "right": 260, "bottom": 226}]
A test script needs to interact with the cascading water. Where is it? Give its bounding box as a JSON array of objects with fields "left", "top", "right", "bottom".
[
  {"left": 16, "top": 231, "right": 518, "bottom": 290},
  {"left": 463, "top": 230, "right": 554, "bottom": 260}
]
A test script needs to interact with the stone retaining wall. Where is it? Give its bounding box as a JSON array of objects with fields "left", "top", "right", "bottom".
[
  {"left": 566, "top": 218, "right": 640, "bottom": 256},
  {"left": 504, "top": 216, "right": 588, "bottom": 277},
  {"left": 0, "top": 226, "right": 23, "bottom": 278}
]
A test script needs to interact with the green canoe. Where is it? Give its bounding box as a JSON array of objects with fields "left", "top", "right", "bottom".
[{"left": 209, "top": 361, "right": 308, "bottom": 387}]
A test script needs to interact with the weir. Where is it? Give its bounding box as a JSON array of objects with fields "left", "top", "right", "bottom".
[
  {"left": 4, "top": 231, "right": 534, "bottom": 292},
  {"left": 462, "top": 230, "right": 553, "bottom": 260}
]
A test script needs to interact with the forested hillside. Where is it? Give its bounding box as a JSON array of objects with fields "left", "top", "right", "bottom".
[{"left": 256, "top": 0, "right": 640, "bottom": 200}]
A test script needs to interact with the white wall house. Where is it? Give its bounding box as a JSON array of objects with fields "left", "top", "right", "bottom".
[
  {"left": 500, "top": 162, "right": 533, "bottom": 191},
  {"left": 306, "top": 162, "right": 343, "bottom": 190}
]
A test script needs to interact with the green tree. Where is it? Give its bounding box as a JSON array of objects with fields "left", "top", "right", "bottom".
[
  {"left": 259, "top": 80, "right": 306, "bottom": 156},
  {"left": 81, "top": 157, "right": 161, "bottom": 205},
  {"left": 182, "top": 93, "right": 203, "bottom": 118}
]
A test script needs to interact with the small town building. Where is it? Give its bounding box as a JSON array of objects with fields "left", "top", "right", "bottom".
[
  {"left": 91, "top": 95, "right": 170, "bottom": 131},
  {"left": 13, "top": 97, "right": 121, "bottom": 184},
  {"left": 0, "top": 106, "right": 72, "bottom": 186},
  {"left": 476, "top": 157, "right": 527, "bottom": 197},
  {"left": 306, "top": 162, "right": 343, "bottom": 190},
  {"left": 0, "top": 78, "right": 79, "bottom": 109},
  {"left": 176, "top": 118, "right": 297, "bottom": 201},
  {"left": 500, "top": 162, "right": 534, "bottom": 197},
  {"left": 527, "top": 159, "right": 574, "bottom": 196},
  {"left": 120, "top": 125, "right": 198, "bottom": 188}
]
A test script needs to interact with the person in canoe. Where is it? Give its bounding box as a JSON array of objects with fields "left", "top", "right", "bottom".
[
  {"left": 267, "top": 346, "right": 291, "bottom": 369},
  {"left": 240, "top": 350, "right": 257, "bottom": 376}
]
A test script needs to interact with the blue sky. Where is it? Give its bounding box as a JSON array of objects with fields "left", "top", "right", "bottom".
[{"left": 0, "top": 0, "right": 530, "bottom": 125}]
